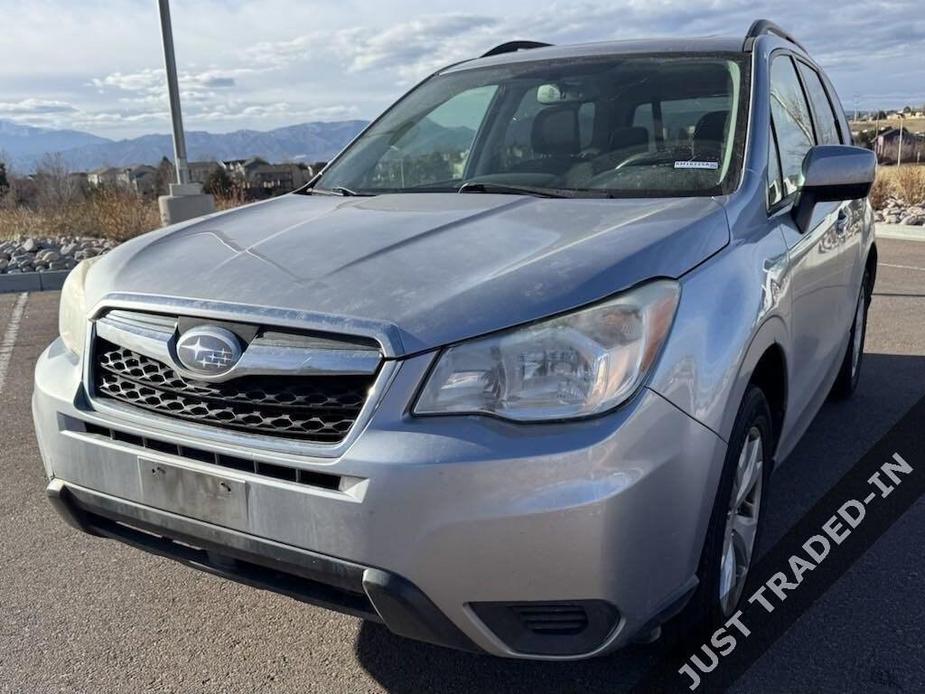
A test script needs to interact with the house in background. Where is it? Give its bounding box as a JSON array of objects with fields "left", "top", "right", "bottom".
[
  {"left": 188, "top": 161, "right": 221, "bottom": 185},
  {"left": 219, "top": 157, "right": 266, "bottom": 181},
  {"left": 116, "top": 165, "right": 157, "bottom": 195},
  {"left": 86, "top": 164, "right": 157, "bottom": 195},
  {"left": 875, "top": 127, "right": 925, "bottom": 164},
  {"left": 86, "top": 166, "right": 122, "bottom": 188},
  {"left": 219, "top": 158, "right": 316, "bottom": 195},
  {"left": 85, "top": 158, "right": 319, "bottom": 198},
  {"left": 245, "top": 162, "right": 315, "bottom": 192}
]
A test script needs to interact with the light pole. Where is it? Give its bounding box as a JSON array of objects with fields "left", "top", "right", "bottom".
[
  {"left": 156, "top": 0, "right": 214, "bottom": 225},
  {"left": 158, "top": 0, "right": 189, "bottom": 185},
  {"left": 897, "top": 114, "right": 904, "bottom": 167}
]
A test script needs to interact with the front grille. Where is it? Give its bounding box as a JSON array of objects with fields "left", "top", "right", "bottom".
[
  {"left": 93, "top": 339, "right": 375, "bottom": 442},
  {"left": 71, "top": 417, "right": 347, "bottom": 491}
]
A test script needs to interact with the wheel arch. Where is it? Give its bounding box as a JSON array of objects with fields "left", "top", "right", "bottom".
[{"left": 723, "top": 316, "right": 789, "bottom": 462}]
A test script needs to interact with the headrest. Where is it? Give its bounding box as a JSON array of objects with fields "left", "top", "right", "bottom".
[
  {"left": 694, "top": 111, "right": 729, "bottom": 143},
  {"left": 531, "top": 107, "right": 581, "bottom": 156}
]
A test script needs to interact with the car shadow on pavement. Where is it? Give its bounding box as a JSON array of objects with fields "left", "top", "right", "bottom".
[
  {"left": 353, "top": 353, "right": 925, "bottom": 694},
  {"left": 354, "top": 620, "right": 666, "bottom": 693}
]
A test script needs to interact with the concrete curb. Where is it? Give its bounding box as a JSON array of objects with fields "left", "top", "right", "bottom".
[
  {"left": 876, "top": 223, "right": 925, "bottom": 242},
  {"left": 0, "top": 270, "right": 71, "bottom": 294}
]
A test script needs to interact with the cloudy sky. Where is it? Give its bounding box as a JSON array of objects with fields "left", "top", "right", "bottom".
[{"left": 1, "top": 0, "right": 923, "bottom": 139}]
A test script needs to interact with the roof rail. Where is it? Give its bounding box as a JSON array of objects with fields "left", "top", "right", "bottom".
[
  {"left": 743, "top": 19, "right": 807, "bottom": 52},
  {"left": 481, "top": 41, "right": 552, "bottom": 58}
]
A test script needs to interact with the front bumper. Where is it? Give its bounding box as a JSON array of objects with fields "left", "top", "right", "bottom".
[{"left": 34, "top": 337, "right": 727, "bottom": 659}]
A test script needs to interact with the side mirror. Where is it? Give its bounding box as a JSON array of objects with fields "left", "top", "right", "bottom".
[{"left": 793, "top": 145, "right": 876, "bottom": 232}]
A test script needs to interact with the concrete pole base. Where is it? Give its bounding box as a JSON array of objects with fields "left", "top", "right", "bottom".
[{"left": 158, "top": 182, "right": 216, "bottom": 226}]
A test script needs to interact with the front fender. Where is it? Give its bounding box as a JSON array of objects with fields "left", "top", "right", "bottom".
[{"left": 647, "top": 229, "right": 790, "bottom": 444}]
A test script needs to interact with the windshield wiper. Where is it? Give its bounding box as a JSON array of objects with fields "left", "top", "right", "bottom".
[
  {"left": 307, "top": 186, "right": 370, "bottom": 197},
  {"left": 456, "top": 181, "right": 570, "bottom": 198}
]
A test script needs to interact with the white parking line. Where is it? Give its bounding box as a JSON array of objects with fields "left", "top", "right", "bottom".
[
  {"left": 0, "top": 292, "right": 29, "bottom": 396},
  {"left": 881, "top": 263, "right": 925, "bottom": 273}
]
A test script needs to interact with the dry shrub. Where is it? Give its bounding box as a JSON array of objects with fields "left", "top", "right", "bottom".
[
  {"left": 0, "top": 188, "right": 160, "bottom": 241},
  {"left": 0, "top": 187, "right": 256, "bottom": 241},
  {"left": 873, "top": 165, "right": 925, "bottom": 208},
  {"left": 868, "top": 173, "right": 891, "bottom": 210},
  {"left": 890, "top": 165, "right": 925, "bottom": 205},
  {"left": 213, "top": 186, "right": 248, "bottom": 211}
]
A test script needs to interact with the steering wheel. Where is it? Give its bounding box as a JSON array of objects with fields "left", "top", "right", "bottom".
[{"left": 584, "top": 144, "right": 722, "bottom": 188}]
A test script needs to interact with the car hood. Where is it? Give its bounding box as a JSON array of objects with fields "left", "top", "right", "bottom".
[{"left": 88, "top": 193, "right": 728, "bottom": 356}]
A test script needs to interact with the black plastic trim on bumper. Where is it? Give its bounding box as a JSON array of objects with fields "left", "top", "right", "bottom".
[
  {"left": 46, "top": 479, "right": 480, "bottom": 654},
  {"left": 469, "top": 600, "right": 620, "bottom": 656}
]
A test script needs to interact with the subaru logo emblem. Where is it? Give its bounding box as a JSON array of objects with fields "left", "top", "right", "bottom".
[{"left": 175, "top": 326, "right": 243, "bottom": 376}]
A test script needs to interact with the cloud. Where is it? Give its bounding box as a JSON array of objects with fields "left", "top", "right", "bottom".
[
  {"left": 201, "top": 76, "right": 235, "bottom": 89},
  {"left": 2, "top": 0, "right": 923, "bottom": 138},
  {"left": 0, "top": 98, "right": 77, "bottom": 115},
  {"left": 92, "top": 68, "right": 251, "bottom": 94}
]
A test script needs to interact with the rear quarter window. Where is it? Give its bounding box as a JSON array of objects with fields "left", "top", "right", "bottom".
[{"left": 796, "top": 62, "right": 842, "bottom": 145}]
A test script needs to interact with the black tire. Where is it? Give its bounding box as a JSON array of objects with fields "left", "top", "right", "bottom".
[
  {"left": 668, "top": 385, "right": 774, "bottom": 642},
  {"left": 831, "top": 269, "right": 871, "bottom": 400}
]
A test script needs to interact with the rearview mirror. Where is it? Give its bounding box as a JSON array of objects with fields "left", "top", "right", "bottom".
[
  {"left": 537, "top": 83, "right": 585, "bottom": 104},
  {"left": 793, "top": 145, "right": 876, "bottom": 232}
]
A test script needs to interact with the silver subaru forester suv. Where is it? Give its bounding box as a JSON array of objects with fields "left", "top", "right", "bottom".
[{"left": 34, "top": 20, "right": 877, "bottom": 659}]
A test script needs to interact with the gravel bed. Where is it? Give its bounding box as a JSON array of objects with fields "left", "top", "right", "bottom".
[
  {"left": 875, "top": 198, "right": 925, "bottom": 226},
  {"left": 0, "top": 236, "right": 115, "bottom": 274}
]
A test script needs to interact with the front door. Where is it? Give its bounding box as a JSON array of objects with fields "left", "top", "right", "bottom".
[{"left": 767, "top": 54, "right": 853, "bottom": 431}]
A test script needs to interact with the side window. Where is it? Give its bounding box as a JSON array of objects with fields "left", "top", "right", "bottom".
[
  {"left": 796, "top": 63, "right": 842, "bottom": 145},
  {"left": 769, "top": 56, "right": 816, "bottom": 197},
  {"left": 578, "top": 102, "right": 596, "bottom": 149},
  {"left": 632, "top": 102, "right": 654, "bottom": 144},
  {"left": 376, "top": 85, "right": 497, "bottom": 187},
  {"left": 661, "top": 96, "right": 733, "bottom": 149},
  {"left": 768, "top": 128, "right": 784, "bottom": 207}
]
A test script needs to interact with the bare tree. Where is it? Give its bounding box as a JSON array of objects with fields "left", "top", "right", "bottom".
[{"left": 34, "top": 153, "right": 84, "bottom": 209}]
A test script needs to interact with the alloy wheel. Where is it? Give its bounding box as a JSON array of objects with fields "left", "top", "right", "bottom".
[{"left": 718, "top": 426, "right": 764, "bottom": 616}]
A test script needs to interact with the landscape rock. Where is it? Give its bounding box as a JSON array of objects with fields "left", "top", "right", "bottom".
[
  {"left": 40, "top": 251, "right": 61, "bottom": 264},
  {"left": 0, "top": 235, "right": 112, "bottom": 275},
  {"left": 877, "top": 196, "right": 925, "bottom": 227}
]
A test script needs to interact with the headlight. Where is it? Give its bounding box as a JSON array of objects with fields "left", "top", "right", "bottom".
[
  {"left": 58, "top": 257, "right": 101, "bottom": 357},
  {"left": 414, "top": 280, "right": 680, "bottom": 421}
]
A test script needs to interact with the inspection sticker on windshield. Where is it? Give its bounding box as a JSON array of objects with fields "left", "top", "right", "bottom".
[{"left": 674, "top": 160, "right": 719, "bottom": 170}]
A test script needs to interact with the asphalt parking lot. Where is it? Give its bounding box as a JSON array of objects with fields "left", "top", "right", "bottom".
[{"left": 0, "top": 237, "right": 923, "bottom": 694}]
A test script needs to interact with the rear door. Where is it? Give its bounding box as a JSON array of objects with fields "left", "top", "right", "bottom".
[
  {"left": 768, "top": 54, "right": 849, "bottom": 426},
  {"left": 795, "top": 60, "right": 865, "bottom": 309}
]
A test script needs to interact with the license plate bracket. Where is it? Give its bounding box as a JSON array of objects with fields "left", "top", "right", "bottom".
[{"left": 138, "top": 457, "right": 248, "bottom": 528}]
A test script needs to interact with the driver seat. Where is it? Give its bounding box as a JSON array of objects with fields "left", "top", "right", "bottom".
[{"left": 509, "top": 106, "right": 581, "bottom": 175}]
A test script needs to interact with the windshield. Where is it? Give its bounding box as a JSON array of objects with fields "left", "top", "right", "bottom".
[{"left": 313, "top": 54, "right": 749, "bottom": 198}]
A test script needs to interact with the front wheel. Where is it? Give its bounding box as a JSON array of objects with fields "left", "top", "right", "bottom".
[
  {"left": 670, "top": 386, "right": 773, "bottom": 639},
  {"left": 831, "top": 269, "right": 870, "bottom": 399}
]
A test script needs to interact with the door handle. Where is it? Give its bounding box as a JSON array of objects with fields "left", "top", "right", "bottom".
[{"left": 835, "top": 208, "right": 849, "bottom": 236}]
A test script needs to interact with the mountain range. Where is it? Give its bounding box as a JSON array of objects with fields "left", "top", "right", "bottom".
[{"left": 0, "top": 119, "right": 369, "bottom": 172}]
